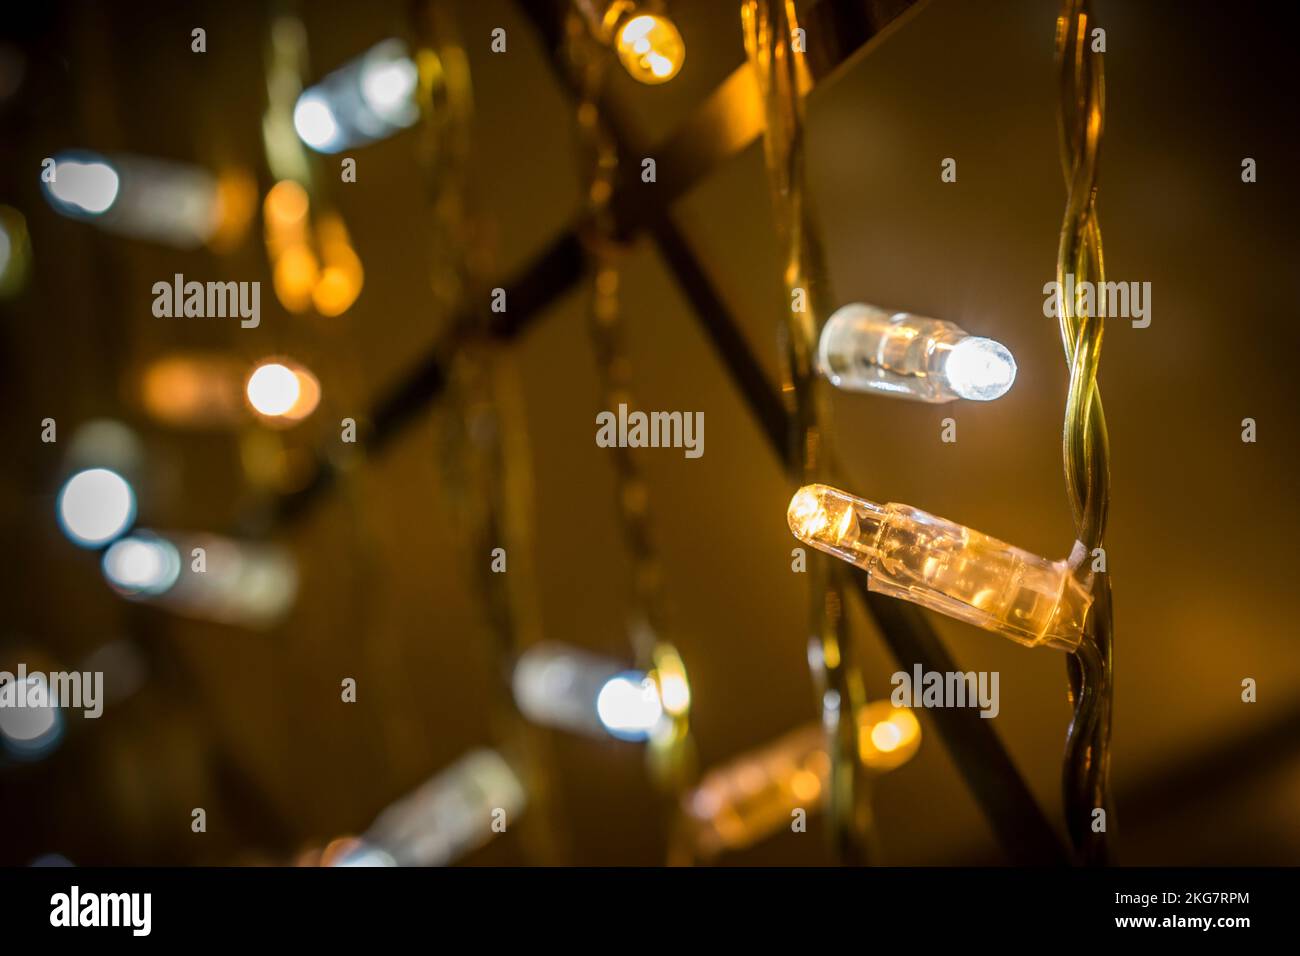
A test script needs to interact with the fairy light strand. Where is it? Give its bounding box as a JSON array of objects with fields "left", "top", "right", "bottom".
[
  {"left": 415, "top": 0, "right": 567, "bottom": 864},
  {"left": 1054, "top": 0, "right": 1115, "bottom": 866},
  {"left": 566, "top": 2, "right": 699, "bottom": 864},
  {"left": 741, "top": 0, "right": 874, "bottom": 865}
]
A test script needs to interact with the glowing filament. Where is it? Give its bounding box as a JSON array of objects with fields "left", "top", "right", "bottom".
[
  {"left": 817, "top": 303, "right": 1016, "bottom": 403},
  {"left": 788, "top": 484, "right": 1092, "bottom": 649}
]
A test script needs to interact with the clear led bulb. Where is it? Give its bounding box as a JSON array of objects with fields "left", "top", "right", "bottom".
[
  {"left": 817, "top": 303, "right": 1016, "bottom": 403},
  {"left": 788, "top": 484, "right": 1091, "bottom": 649}
]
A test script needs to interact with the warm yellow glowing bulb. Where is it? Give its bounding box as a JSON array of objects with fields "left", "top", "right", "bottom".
[
  {"left": 787, "top": 484, "right": 1093, "bottom": 649},
  {"left": 857, "top": 702, "right": 921, "bottom": 771},
  {"left": 615, "top": 14, "right": 684, "bottom": 84}
]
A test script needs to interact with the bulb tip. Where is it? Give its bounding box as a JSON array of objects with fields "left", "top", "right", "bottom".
[{"left": 947, "top": 336, "right": 1017, "bottom": 401}]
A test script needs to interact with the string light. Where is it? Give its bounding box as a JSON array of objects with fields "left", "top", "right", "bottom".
[
  {"left": 0, "top": 675, "right": 63, "bottom": 761},
  {"left": 100, "top": 530, "right": 297, "bottom": 629},
  {"left": 40, "top": 151, "right": 254, "bottom": 250},
  {"left": 245, "top": 359, "right": 321, "bottom": 423},
  {"left": 56, "top": 467, "right": 136, "bottom": 548},
  {"left": 684, "top": 705, "right": 920, "bottom": 857},
  {"left": 512, "top": 642, "right": 668, "bottom": 742},
  {"left": 334, "top": 749, "right": 527, "bottom": 867},
  {"left": 293, "top": 39, "right": 419, "bottom": 153},
  {"left": 101, "top": 534, "right": 182, "bottom": 596},
  {"left": 788, "top": 483, "right": 1093, "bottom": 649},
  {"left": 684, "top": 724, "right": 828, "bottom": 856},
  {"left": 817, "top": 303, "right": 1017, "bottom": 403},
  {"left": 613, "top": 12, "right": 685, "bottom": 84},
  {"left": 263, "top": 180, "right": 363, "bottom": 315},
  {"left": 857, "top": 701, "right": 921, "bottom": 771}
]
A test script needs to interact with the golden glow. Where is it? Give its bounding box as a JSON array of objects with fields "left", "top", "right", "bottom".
[
  {"left": 140, "top": 354, "right": 244, "bottom": 427},
  {"left": 615, "top": 13, "right": 684, "bottom": 85},
  {"left": 263, "top": 182, "right": 363, "bottom": 315},
  {"left": 207, "top": 169, "right": 257, "bottom": 253},
  {"left": 246, "top": 359, "right": 320, "bottom": 423},
  {"left": 652, "top": 645, "right": 691, "bottom": 717},
  {"left": 787, "top": 486, "right": 828, "bottom": 539},
  {"left": 857, "top": 702, "right": 921, "bottom": 771}
]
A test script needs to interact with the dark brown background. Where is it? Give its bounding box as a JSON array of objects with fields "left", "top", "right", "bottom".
[{"left": 1, "top": 0, "right": 1296, "bottom": 865}]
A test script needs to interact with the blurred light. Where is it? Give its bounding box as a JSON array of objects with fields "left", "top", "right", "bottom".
[
  {"left": 653, "top": 646, "right": 691, "bottom": 717},
  {"left": 293, "top": 39, "right": 418, "bottom": 154},
  {"left": 246, "top": 360, "right": 320, "bottom": 423},
  {"left": 102, "top": 530, "right": 297, "bottom": 629},
  {"left": 102, "top": 534, "right": 181, "bottom": 596},
  {"left": 857, "top": 702, "right": 922, "bottom": 771},
  {"left": 246, "top": 363, "right": 299, "bottom": 416},
  {"left": 56, "top": 468, "right": 135, "bottom": 548},
  {"left": 46, "top": 156, "right": 119, "bottom": 215},
  {"left": 512, "top": 642, "right": 628, "bottom": 739},
  {"left": 683, "top": 724, "right": 828, "bottom": 857},
  {"left": 293, "top": 93, "right": 340, "bottom": 152},
  {"left": 66, "top": 419, "right": 144, "bottom": 477},
  {"left": 139, "top": 354, "right": 245, "bottom": 428},
  {"left": 596, "top": 671, "right": 663, "bottom": 741},
  {"left": 263, "top": 182, "right": 362, "bottom": 315},
  {"left": 349, "top": 749, "right": 527, "bottom": 866},
  {"left": 0, "top": 675, "right": 64, "bottom": 760},
  {"left": 0, "top": 205, "right": 32, "bottom": 298},
  {"left": 359, "top": 48, "right": 418, "bottom": 125},
  {"left": 615, "top": 14, "right": 685, "bottom": 84},
  {"left": 42, "top": 151, "right": 254, "bottom": 249}
]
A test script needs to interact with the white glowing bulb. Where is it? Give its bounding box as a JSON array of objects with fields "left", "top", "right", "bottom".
[
  {"left": 360, "top": 51, "right": 418, "bottom": 122},
  {"left": 293, "top": 93, "right": 341, "bottom": 152},
  {"left": 102, "top": 535, "right": 181, "bottom": 595},
  {"left": 246, "top": 363, "right": 301, "bottom": 416},
  {"left": 0, "top": 677, "right": 60, "bottom": 744},
  {"left": 596, "top": 672, "right": 664, "bottom": 741},
  {"left": 817, "top": 303, "right": 1017, "bottom": 403},
  {"left": 944, "top": 336, "right": 1017, "bottom": 401},
  {"left": 48, "top": 159, "right": 120, "bottom": 215},
  {"left": 57, "top": 468, "right": 135, "bottom": 548}
]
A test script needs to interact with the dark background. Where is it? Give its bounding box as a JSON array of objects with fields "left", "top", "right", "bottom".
[{"left": 1, "top": 0, "right": 1296, "bottom": 865}]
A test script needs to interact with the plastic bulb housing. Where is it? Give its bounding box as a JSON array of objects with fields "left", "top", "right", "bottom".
[
  {"left": 788, "top": 484, "right": 1091, "bottom": 649},
  {"left": 817, "top": 303, "right": 1016, "bottom": 403}
]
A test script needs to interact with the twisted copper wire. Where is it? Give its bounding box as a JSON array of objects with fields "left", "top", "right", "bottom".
[{"left": 1054, "top": 0, "right": 1115, "bottom": 865}]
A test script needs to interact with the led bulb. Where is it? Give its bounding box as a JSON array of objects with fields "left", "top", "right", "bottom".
[
  {"left": 817, "top": 303, "right": 1016, "bottom": 403},
  {"left": 341, "top": 749, "right": 527, "bottom": 867},
  {"left": 42, "top": 151, "right": 252, "bottom": 249},
  {"left": 56, "top": 467, "right": 136, "bottom": 548},
  {"left": 683, "top": 724, "right": 828, "bottom": 856},
  {"left": 788, "top": 484, "right": 1092, "bottom": 649},
  {"left": 293, "top": 38, "right": 418, "bottom": 154},
  {"left": 615, "top": 13, "right": 684, "bottom": 84},
  {"left": 512, "top": 642, "right": 668, "bottom": 742}
]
